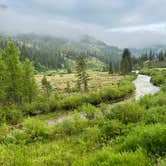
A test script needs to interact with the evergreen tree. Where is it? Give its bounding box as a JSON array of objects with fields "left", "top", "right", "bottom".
[
  {"left": 149, "top": 50, "right": 155, "bottom": 61},
  {"left": 3, "top": 41, "right": 23, "bottom": 104},
  {"left": 120, "top": 48, "right": 132, "bottom": 74},
  {"left": 22, "top": 59, "right": 37, "bottom": 103},
  {"left": 158, "top": 51, "right": 164, "bottom": 61},
  {"left": 0, "top": 49, "right": 6, "bottom": 102},
  {"left": 76, "top": 54, "right": 89, "bottom": 92},
  {"left": 41, "top": 76, "right": 52, "bottom": 97},
  {"left": 108, "top": 62, "right": 113, "bottom": 74}
]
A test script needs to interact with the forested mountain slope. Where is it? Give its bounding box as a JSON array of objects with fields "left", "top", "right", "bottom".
[{"left": 0, "top": 34, "right": 122, "bottom": 71}]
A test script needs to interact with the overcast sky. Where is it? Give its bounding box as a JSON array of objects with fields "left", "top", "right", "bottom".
[{"left": 1, "top": 0, "right": 166, "bottom": 48}]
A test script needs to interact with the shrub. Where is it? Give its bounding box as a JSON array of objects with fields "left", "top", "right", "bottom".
[
  {"left": 139, "top": 92, "right": 166, "bottom": 109},
  {"left": 157, "top": 157, "right": 166, "bottom": 166},
  {"left": 106, "top": 102, "right": 144, "bottom": 124},
  {"left": 58, "top": 94, "right": 84, "bottom": 110},
  {"left": 77, "top": 104, "right": 98, "bottom": 119},
  {"left": 0, "top": 145, "right": 13, "bottom": 166},
  {"left": 22, "top": 100, "right": 50, "bottom": 115},
  {"left": 120, "top": 124, "right": 166, "bottom": 156},
  {"left": 75, "top": 148, "right": 150, "bottom": 166},
  {"left": 23, "top": 118, "right": 50, "bottom": 142},
  {"left": 100, "top": 120, "right": 124, "bottom": 141},
  {"left": 79, "top": 126, "right": 101, "bottom": 152},
  {"left": 142, "top": 106, "right": 166, "bottom": 124},
  {"left": 51, "top": 114, "right": 87, "bottom": 137},
  {"left": 5, "top": 119, "right": 50, "bottom": 144},
  {"left": 0, "top": 105, "right": 22, "bottom": 125}
]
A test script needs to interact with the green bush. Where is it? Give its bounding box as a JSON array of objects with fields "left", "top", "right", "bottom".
[
  {"left": 75, "top": 148, "right": 150, "bottom": 166},
  {"left": 139, "top": 92, "right": 166, "bottom": 109},
  {"left": 78, "top": 104, "right": 98, "bottom": 119},
  {"left": 106, "top": 102, "right": 144, "bottom": 124},
  {"left": 22, "top": 118, "right": 50, "bottom": 143},
  {"left": 79, "top": 126, "right": 101, "bottom": 152},
  {"left": 4, "top": 119, "right": 50, "bottom": 144},
  {"left": 157, "top": 157, "right": 166, "bottom": 166},
  {"left": 100, "top": 120, "right": 124, "bottom": 141},
  {"left": 120, "top": 124, "right": 166, "bottom": 156},
  {"left": 0, "top": 145, "right": 13, "bottom": 166},
  {"left": 142, "top": 106, "right": 166, "bottom": 124},
  {"left": 0, "top": 105, "right": 22, "bottom": 125},
  {"left": 5, "top": 118, "right": 50, "bottom": 144},
  {"left": 51, "top": 114, "right": 87, "bottom": 137},
  {"left": 22, "top": 100, "right": 50, "bottom": 115}
]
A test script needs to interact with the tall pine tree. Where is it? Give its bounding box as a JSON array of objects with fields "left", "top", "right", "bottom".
[
  {"left": 120, "top": 48, "right": 132, "bottom": 74},
  {"left": 3, "top": 41, "right": 23, "bottom": 104},
  {"left": 22, "top": 59, "right": 37, "bottom": 103},
  {"left": 0, "top": 49, "right": 6, "bottom": 102},
  {"left": 76, "top": 54, "right": 89, "bottom": 92}
]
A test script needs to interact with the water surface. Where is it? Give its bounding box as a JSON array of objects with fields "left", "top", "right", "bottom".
[{"left": 133, "top": 74, "right": 160, "bottom": 100}]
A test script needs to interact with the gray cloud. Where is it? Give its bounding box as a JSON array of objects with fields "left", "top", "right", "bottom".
[
  {"left": 0, "top": 4, "right": 7, "bottom": 11},
  {"left": 1, "top": 0, "right": 166, "bottom": 48}
]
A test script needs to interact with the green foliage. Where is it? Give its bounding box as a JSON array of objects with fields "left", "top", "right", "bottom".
[
  {"left": 120, "top": 48, "right": 132, "bottom": 74},
  {"left": 0, "top": 52, "right": 164, "bottom": 165},
  {"left": 0, "top": 41, "right": 37, "bottom": 105},
  {"left": 106, "top": 102, "right": 144, "bottom": 124},
  {"left": 41, "top": 76, "right": 52, "bottom": 97},
  {"left": 78, "top": 104, "right": 98, "bottom": 119},
  {"left": 3, "top": 41, "right": 23, "bottom": 104},
  {"left": 0, "top": 49, "right": 6, "bottom": 101},
  {"left": 108, "top": 61, "right": 113, "bottom": 74},
  {"left": 76, "top": 148, "right": 150, "bottom": 166},
  {"left": 0, "top": 105, "right": 22, "bottom": 125},
  {"left": 139, "top": 92, "right": 166, "bottom": 109},
  {"left": 57, "top": 76, "right": 135, "bottom": 110},
  {"left": 22, "top": 59, "right": 37, "bottom": 103},
  {"left": 6, "top": 119, "right": 50, "bottom": 144},
  {"left": 140, "top": 68, "right": 166, "bottom": 86},
  {"left": 76, "top": 54, "right": 89, "bottom": 92},
  {"left": 100, "top": 120, "right": 124, "bottom": 141},
  {"left": 141, "top": 106, "right": 166, "bottom": 124},
  {"left": 120, "top": 124, "right": 166, "bottom": 156},
  {"left": 0, "top": 145, "right": 13, "bottom": 166}
]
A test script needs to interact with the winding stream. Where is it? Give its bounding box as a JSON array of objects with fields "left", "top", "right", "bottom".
[
  {"left": 133, "top": 74, "right": 160, "bottom": 100},
  {"left": 47, "top": 74, "right": 160, "bottom": 124}
]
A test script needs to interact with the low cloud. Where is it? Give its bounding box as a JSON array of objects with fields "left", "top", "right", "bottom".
[
  {"left": 0, "top": 4, "right": 7, "bottom": 11},
  {"left": 1, "top": 0, "right": 166, "bottom": 48}
]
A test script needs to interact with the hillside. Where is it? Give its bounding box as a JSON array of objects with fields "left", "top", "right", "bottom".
[{"left": 0, "top": 34, "right": 122, "bottom": 71}]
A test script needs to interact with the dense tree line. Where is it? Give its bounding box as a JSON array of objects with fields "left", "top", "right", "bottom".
[
  {"left": 0, "top": 34, "right": 122, "bottom": 72},
  {"left": 0, "top": 41, "right": 37, "bottom": 105},
  {"left": 140, "top": 50, "right": 166, "bottom": 61},
  {"left": 132, "top": 50, "right": 166, "bottom": 68}
]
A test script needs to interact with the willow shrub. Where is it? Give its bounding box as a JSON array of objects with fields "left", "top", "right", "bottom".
[
  {"left": 0, "top": 105, "right": 22, "bottom": 125},
  {"left": 139, "top": 92, "right": 166, "bottom": 109},
  {"left": 141, "top": 105, "right": 166, "bottom": 124},
  {"left": 75, "top": 148, "right": 150, "bottom": 166},
  {"left": 120, "top": 124, "right": 166, "bottom": 156},
  {"left": 58, "top": 78, "right": 135, "bottom": 111},
  {"left": 105, "top": 102, "right": 144, "bottom": 124}
]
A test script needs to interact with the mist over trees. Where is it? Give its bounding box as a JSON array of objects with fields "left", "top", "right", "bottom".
[{"left": 0, "top": 34, "right": 122, "bottom": 72}]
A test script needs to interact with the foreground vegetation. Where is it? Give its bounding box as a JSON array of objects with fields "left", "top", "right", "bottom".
[
  {"left": 0, "top": 66, "right": 165, "bottom": 165},
  {"left": 0, "top": 41, "right": 165, "bottom": 165}
]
